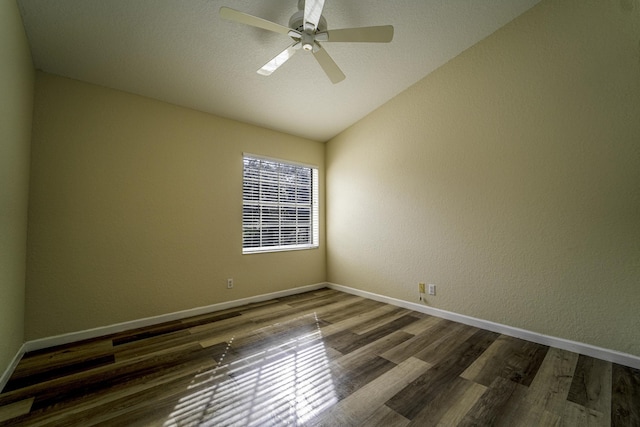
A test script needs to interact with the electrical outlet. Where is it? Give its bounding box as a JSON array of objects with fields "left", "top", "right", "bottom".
[
  {"left": 418, "top": 283, "right": 425, "bottom": 293},
  {"left": 428, "top": 284, "right": 436, "bottom": 296},
  {"left": 227, "top": 278, "right": 234, "bottom": 289}
]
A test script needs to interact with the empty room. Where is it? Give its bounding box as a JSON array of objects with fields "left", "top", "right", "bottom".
[{"left": 1, "top": 0, "right": 639, "bottom": 425}]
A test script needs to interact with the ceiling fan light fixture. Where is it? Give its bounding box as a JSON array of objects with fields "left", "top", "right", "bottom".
[{"left": 302, "top": 42, "right": 313, "bottom": 51}]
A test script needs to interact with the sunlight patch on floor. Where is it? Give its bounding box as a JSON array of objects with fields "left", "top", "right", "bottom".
[{"left": 163, "top": 313, "right": 337, "bottom": 426}]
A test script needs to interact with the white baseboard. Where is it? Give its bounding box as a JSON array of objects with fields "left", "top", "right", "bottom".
[
  {"left": 10, "top": 281, "right": 640, "bottom": 378},
  {"left": 0, "top": 343, "right": 26, "bottom": 392},
  {"left": 23, "top": 282, "right": 328, "bottom": 353},
  {"left": 327, "top": 282, "right": 640, "bottom": 370}
]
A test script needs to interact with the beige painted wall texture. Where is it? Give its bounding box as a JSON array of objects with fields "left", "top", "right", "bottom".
[
  {"left": 0, "top": 0, "right": 33, "bottom": 371},
  {"left": 26, "top": 73, "right": 326, "bottom": 340},
  {"left": 326, "top": 0, "right": 640, "bottom": 357}
]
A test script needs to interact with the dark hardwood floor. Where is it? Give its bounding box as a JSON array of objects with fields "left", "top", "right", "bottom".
[{"left": 0, "top": 288, "right": 638, "bottom": 426}]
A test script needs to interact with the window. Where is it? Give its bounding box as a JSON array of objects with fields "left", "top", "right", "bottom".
[{"left": 242, "top": 154, "right": 319, "bottom": 253}]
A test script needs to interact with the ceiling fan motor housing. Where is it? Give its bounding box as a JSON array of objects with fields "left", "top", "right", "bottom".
[{"left": 289, "top": 9, "right": 327, "bottom": 33}]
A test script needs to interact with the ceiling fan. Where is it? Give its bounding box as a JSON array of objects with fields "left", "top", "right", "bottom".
[{"left": 219, "top": 0, "right": 394, "bottom": 84}]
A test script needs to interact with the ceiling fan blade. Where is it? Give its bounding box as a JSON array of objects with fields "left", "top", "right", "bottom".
[
  {"left": 257, "top": 42, "right": 301, "bottom": 76},
  {"left": 317, "top": 25, "right": 394, "bottom": 43},
  {"left": 304, "top": 0, "right": 325, "bottom": 32},
  {"left": 312, "top": 43, "right": 345, "bottom": 84},
  {"left": 220, "top": 7, "right": 298, "bottom": 37}
]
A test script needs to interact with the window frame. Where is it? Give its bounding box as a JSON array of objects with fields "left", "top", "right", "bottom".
[{"left": 242, "top": 153, "right": 319, "bottom": 254}]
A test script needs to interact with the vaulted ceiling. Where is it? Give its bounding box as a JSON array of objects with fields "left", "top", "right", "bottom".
[{"left": 18, "top": 0, "right": 541, "bottom": 141}]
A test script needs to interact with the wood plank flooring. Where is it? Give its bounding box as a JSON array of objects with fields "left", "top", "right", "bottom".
[{"left": 1, "top": 288, "right": 638, "bottom": 426}]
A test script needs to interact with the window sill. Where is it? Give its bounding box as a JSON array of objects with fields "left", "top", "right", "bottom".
[{"left": 242, "top": 245, "right": 319, "bottom": 255}]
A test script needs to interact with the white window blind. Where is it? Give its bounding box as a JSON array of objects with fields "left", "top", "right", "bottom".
[{"left": 242, "top": 154, "right": 319, "bottom": 253}]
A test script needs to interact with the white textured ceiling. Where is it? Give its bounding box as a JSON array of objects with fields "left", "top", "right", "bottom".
[{"left": 18, "top": 0, "right": 541, "bottom": 142}]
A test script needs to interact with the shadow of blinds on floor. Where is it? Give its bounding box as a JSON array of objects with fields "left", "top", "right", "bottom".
[{"left": 163, "top": 313, "right": 337, "bottom": 425}]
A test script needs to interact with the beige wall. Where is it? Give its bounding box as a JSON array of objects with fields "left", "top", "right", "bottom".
[
  {"left": 0, "top": 0, "right": 33, "bottom": 371},
  {"left": 25, "top": 73, "right": 325, "bottom": 340},
  {"left": 326, "top": 0, "right": 640, "bottom": 357}
]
